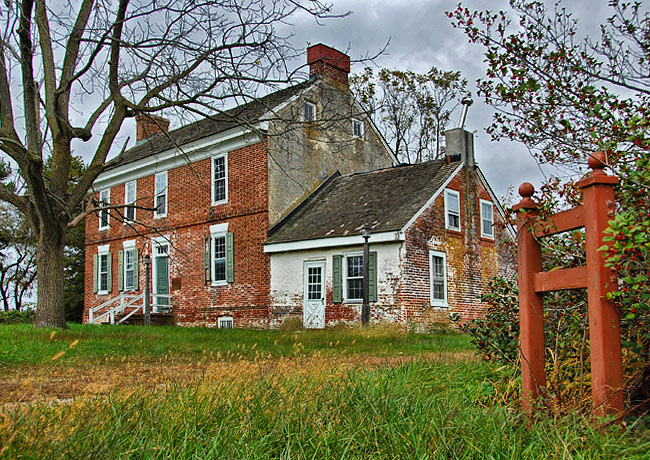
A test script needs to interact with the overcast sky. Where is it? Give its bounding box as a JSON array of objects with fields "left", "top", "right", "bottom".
[{"left": 275, "top": 0, "right": 615, "bottom": 199}]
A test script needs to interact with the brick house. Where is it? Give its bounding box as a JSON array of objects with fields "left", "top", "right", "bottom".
[
  {"left": 84, "top": 44, "right": 397, "bottom": 327},
  {"left": 264, "top": 128, "right": 516, "bottom": 330},
  {"left": 84, "top": 43, "right": 515, "bottom": 329}
]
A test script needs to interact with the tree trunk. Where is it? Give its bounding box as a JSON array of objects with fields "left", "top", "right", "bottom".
[{"left": 35, "top": 224, "right": 68, "bottom": 329}]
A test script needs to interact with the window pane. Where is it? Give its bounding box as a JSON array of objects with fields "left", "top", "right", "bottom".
[
  {"left": 125, "top": 250, "right": 134, "bottom": 289},
  {"left": 347, "top": 278, "right": 363, "bottom": 300},
  {"left": 100, "top": 254, "right": 108, "bottom": 291},
  {"left": 213, "top": 157, "right": 226, "bottom": 202},
  {"left": 304, "top": 102, "right": 315, "bottom": 121},
  {"left": 347, "top": 256, "right": 363, "bottom": 277},
  {"left": 431, "top": 255, "right": 445, "bottom": 301},
  {"left": 156, "top": 195, "right": 166, "bottom": 215},
  {"left": 213, "top": 236, "right": 226, "bottom": 281},
  {"left": 307, "top": 266, "right": 322, "bottom": 300}
]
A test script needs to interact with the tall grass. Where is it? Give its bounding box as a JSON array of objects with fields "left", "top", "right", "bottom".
[
  {"left": 0, "top": 323, "right": 469, "bottom": 367},
  {"left": 2, "top": 359, "right": 647, "bottom": 459}
]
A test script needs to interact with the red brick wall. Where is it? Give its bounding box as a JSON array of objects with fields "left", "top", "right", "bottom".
[
  {"left": 84, "top": 140, "right": 271, "bottom": 327},
  {"left": 398, "top": 166, "right": 516, "bottom": 329}
]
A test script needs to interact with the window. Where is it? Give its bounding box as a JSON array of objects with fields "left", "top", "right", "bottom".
[
  {"left": 218, "top": 316, "right": 234, "bottom": 329},
  {"left": 98, "top": 189, "right": 110, "bottom": 230},
  {"left": 352, "top": 119, "right": 364, "bottom": 138},
  {"left": 345, "top": 254, "right": 364, "bottom": 302},
  {"left": 124, "top": 181, "right": 136, "bottom": 223},
  {"left": 207, "top": 223, "right": 234, "bottom": 286},
  {"left": 480, "top": 199, "right": 494, "bottom": 239},
  {"left": 124, "top": 248, "right": 136, "bottom": 290},
  {"left": 94, "top": 244, "right": 111, "bottom": 295},
  {"left": 430, "top": 251, "right": 447, "bottom": 307},
  {"left": 154, "top": 172, "right": 167, "bottom": 218},
  {"left": 304, "top": 101, "right": 316, "bottom": 122},
  {"left": 332, "top": 253, "right": 377, "bottom": 304},
  {"left": 213, "top": 235, "right": 227, "bottom": 283},
  {"left": 212, "top": 155, "right": 228, "bottom": 204},
  {"left": 444, "top": 189, "right": 461, "bottom": 231}
]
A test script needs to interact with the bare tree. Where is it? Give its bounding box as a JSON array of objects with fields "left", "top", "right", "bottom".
[
  {"left": 0, "top": 0, "right": 346, "bottom": 328},
  {"left": 351, "top": 67, "right": 467, "bottom": 163}
]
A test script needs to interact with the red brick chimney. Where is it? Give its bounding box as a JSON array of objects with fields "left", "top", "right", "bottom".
[
  {"left": 307, "top": 44, "right": 351, "bottom": 85},
  {"left": 135, "top": 113, "right": 170, "bottom": 143}
]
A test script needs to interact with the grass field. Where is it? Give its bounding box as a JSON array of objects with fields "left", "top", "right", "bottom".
[{"left": 1, "top": 324, "right": 648, "bottom": 459}]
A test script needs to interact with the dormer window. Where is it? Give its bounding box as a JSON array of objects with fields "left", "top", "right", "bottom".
[
  {"left": 352, "top": 119, "right": 364, "bottom": 138},
  {"left": 304, "top": 101, "right": 316, "bottom": 122}
]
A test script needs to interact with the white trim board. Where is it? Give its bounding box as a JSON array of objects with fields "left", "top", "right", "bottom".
[
  {"left": 93, "top": 127, "right": 265, "bottom": 190},
  {"left": 400, "top": 163, "right": 464, "bottom": 234},
  {"left": 264, "top": 231, "right": 403, "bottom": 253}
]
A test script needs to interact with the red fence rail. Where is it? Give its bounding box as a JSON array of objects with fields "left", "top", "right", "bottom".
[{"left": 514, "top": 152, "right": 623, "bottom": 419}]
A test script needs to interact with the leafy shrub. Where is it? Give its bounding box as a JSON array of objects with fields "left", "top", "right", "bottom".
[
  {"left": 455, "top": 277, "right": 520, "bottom": 364},
  {"left": 0, "top": 309, "right": 36, "bottom": 324}
]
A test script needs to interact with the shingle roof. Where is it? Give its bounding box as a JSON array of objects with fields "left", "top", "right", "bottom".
[
  {"left": 266, "top": 160, "right": 462, "bottom": 244},
  {"left": 107, "top": 81, "right": 312, "bottom": 169}
]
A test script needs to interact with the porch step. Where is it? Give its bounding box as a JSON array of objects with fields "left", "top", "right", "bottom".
[{"left": 114, "top": 313, "right": 175, "bottom": 326}]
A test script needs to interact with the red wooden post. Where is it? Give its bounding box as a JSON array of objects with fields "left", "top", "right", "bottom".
[
  {"left": 513, "top": 182, "right": 546, "bottom": 415},
  {"left": 577, "top": 152, "right": 623, "bottom": 418}
]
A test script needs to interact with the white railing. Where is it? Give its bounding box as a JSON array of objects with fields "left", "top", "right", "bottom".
[{"left": 88, "top": 293, "right": 173, "bottom": 324}]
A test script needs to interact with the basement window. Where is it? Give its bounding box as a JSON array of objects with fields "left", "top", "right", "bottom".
[
  {"left": 218, "top": 316, "right": 234, "bottom": 329},
  {"left": 444, "top": 189, "right": 461, "bottom": 232},
  {"left": 480, "top": 199, "right": 494, "bottom": 239},
  {"left": 429, "top": 251, "right": 447, "bottom": 307}
]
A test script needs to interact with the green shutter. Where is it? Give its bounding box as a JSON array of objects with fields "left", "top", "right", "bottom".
[
  {"left": 369, "top": 251, "right": 377, "bottom": 302},
  {"left": 226, "top": 232, "right": 234, "bottom": 283},
  {"left": 133, "top": 248, "right": 139, "bottom": 290},
  {"left": 118, "top": 250, "right": 124, "bottom": 291},
  {"left": 93, "top": 254, "right": 98, "bottom": 293},
  {"left": 156, "top": 256, "right": 170, "bottom": 306},
  {"left": 106, "top": 252, "right": 112, "bottom": 294},
  {"left": 332, "top": 255, "right": 342, "bottom": 303},
  {"left": 204, "top": 237, "right": 211, "bottom": 284}
]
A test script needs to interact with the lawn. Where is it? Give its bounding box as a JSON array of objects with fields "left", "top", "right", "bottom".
[{"left": 0, "top": 324, "right": 648, "bottom": 459}]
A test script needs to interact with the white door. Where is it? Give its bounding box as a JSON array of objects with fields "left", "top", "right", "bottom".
[
  {"left": 303, "top": 261, "right": 325, "bottom": 329},
  {"left": 152, "top": 241, "right": 170, "bottom": 312}
]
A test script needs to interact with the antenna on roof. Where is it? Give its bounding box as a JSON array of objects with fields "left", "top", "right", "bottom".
[{"left": 458, "top": 94, "right": 473, "bottom": 129}]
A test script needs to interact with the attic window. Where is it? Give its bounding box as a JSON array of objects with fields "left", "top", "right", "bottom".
[
  {"left": 480, "top": 199, "right": 494, "bottom": 239},
  {"left": 352, "top": 119, "right": 364, "bottom": 138},
  {"left": 304, "top": 102, "right": 316, "bottom": 122},
  {"left": 444, "top": 189, "right": 461, "bottom": 232}
]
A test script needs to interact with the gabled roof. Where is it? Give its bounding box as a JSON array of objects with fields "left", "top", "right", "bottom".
[
  {"left": 266, "top": 160, "right": 462, "bottom": 245},
  {"left": 107, "top": 81, "right": 312, "bottom": 170}
]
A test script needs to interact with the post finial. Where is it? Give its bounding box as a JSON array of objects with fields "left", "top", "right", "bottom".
[
  {"left": 588, "top": 152, "right": 607, "bottom": 175},
  {"left": 519, "top": 182, "right": 535, "bottom": 199}
]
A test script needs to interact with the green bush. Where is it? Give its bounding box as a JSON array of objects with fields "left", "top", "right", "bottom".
[
  {"left": 0, "top": 309, "right": 35, "bottom": 324},
  {"left": 454, "top": 277, "right": 520, "bottom": 364}
]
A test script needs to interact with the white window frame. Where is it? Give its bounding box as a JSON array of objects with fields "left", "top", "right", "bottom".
[
  {"left": 444, "top": 189, "right": 461, "bottom": 232},
  {"left": 154, "top": 171, "right": 168, "bottom": 219},
  {"left": 123, "top": 239, "right": 136, "bottom": 291},
  {"left": 211, "top": 153, "right": 228, "bottom": 205},
  {"left": 124, "top": 180, "right": 137, "bottom": 224},
  {"left": 344, "top": 252, "right": 364, "bottom": 303},
  {"left": 218, "top": 316, "right": 234, "bottom": 329},
  {"left": 304, "top": 101, "right": 316, "bottom": 122},
  {"left": 98, "top": 189, "right": 110, "bottom": 230},
  {"left": 429, "top": 250, "right": 448, "bottom": 307},
  {"left": 352, "top": 118, "right": 364, "bottom": 138},
  {"left": 480, "top": 199, "right": 495, "bottom": 239},
  {"left": 210, "top": 222, "right": 229, "bottom": 286},
  {"left": 97, "top": 244, "right": 110, "bottom": 295}
]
